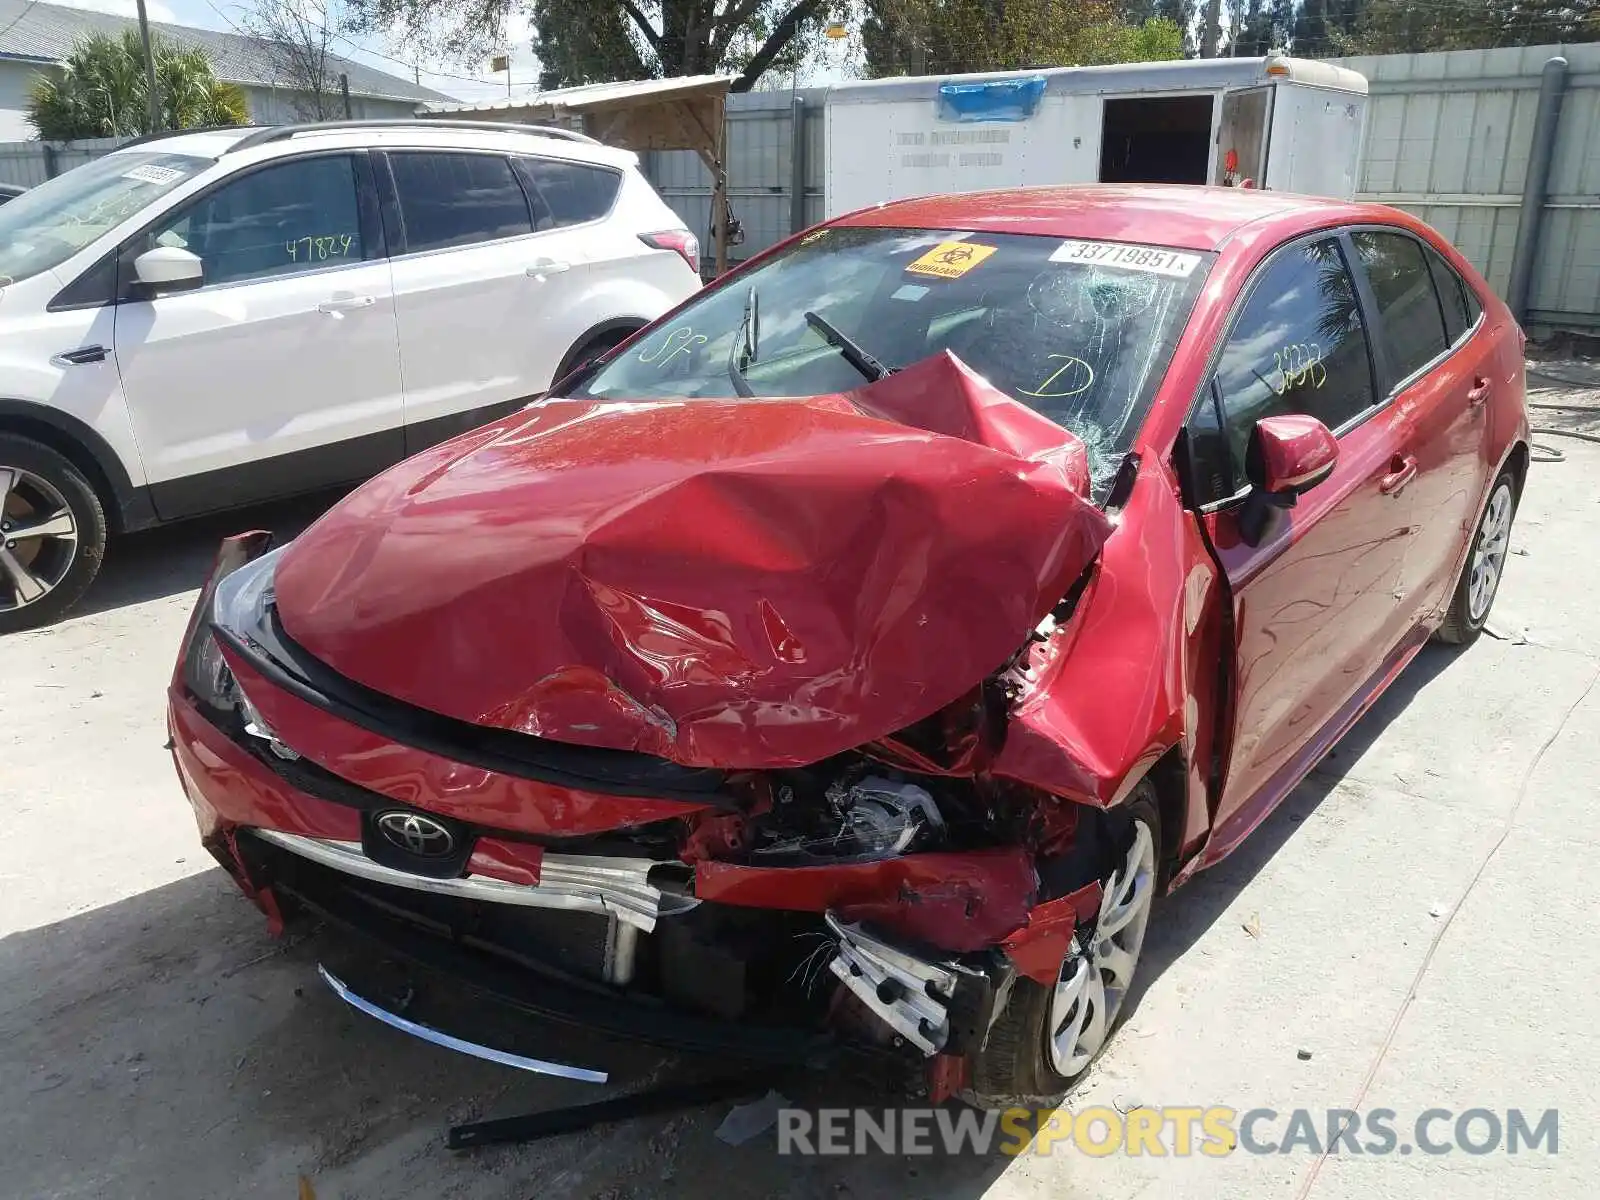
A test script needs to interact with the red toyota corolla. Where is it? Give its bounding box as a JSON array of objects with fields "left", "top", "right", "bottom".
[{"left": 169, "top": 185, "right": 1528, "bottom": 1104}]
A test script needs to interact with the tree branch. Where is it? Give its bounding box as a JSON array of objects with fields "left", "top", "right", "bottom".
[
  {"left": 711, "top": 0, "right": 764, "bottom": 58},
  {"left": 730, "top": 0, "right": 822, "bottom": 90},
  {"left": 619, "top": 0, "right": 662, "bottom": 48}
]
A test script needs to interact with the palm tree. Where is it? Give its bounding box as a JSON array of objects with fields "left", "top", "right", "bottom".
[{"left": 27, "top": 30, "right": 249, "bottom": 141}]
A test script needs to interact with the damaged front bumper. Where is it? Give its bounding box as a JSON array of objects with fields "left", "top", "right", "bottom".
[{"left": 169, "top": 534, "right": 1105, "bottom": 1085}]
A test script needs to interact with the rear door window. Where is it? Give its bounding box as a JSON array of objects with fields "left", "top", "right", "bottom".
[
  {"left": 1351, "top": 230, "right": 1449, "bottom": 383},
  {"left": 513, "top": 157, "right": 622, "bottom": 227},
  {"left": 1188, "top": 236, "right": 1377, "bottom": 500},
  {"left": 388, "top": 152, "right": 533, "bottom": 253},
  {"left": 1423, "top": 244, "right": 1475, "bottom": 344}
]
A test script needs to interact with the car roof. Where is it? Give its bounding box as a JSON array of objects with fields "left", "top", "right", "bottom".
[
  {"left": 833, "top": 184, "right": 1387, "bottom": 252},
  {"left": 108, "top": 123, "right": 637, "bottom": 170}
]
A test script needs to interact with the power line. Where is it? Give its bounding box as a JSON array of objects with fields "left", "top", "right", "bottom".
[{"left": 199, "top": 0, "right": 510, "bottom": 88}]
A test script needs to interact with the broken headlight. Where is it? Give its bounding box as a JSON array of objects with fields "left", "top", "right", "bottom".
[{"left": 181, "top": 541, "right": 285, "bottom": 715}]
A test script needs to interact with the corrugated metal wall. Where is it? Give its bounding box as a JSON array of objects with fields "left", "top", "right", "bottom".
[
  {"left": 649, "top": 48, "right": 1600, "bottom": 332},
  {"left": 1332, "top": 43, "right": 1600, "bottom": 333},
  {"left": 640, "top": 88, "right": 826, "bottom": 270},
  {"left": 0, "top": 135, "right": 123, "bottom": 186}
]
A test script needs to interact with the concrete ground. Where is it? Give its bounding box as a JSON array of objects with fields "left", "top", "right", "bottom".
[{"left": 4, "top": 379, "right": 1599, "bottom": 1199}]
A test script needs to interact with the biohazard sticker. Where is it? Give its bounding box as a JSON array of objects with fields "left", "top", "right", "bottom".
[{"left": 905, "top": 241, "right": 997, "bottom": 279}]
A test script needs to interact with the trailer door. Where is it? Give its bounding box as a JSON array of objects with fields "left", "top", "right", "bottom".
[{"left": 1213, "top": 85, "right": 1273, "bottom": 186}]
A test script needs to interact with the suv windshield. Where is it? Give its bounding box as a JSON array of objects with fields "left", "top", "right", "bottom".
[
  {"left": 571, "top": 226, "right": 1211, "bottom": 495},
  {"left": 0, "top": 151, "right": 210, "bottom": 284}
]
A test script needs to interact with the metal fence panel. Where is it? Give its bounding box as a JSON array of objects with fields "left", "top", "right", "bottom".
[
  {"left": 0, "top": 135, "right": 126, "bottom": 187},
  {"left": 1334, "top": 43, "right": 1600, "bottom": 332}
]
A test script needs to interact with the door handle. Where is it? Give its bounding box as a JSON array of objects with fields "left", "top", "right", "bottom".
[
  {"left": 1379, "top": 454, "right": 1418, "bottom": 495},
  {"left": 1467, "top": 376, "right": 1491, "bottom": 407},
  {"left": 317, "top": 294, "right": 376, "bottom": 314},
  {"left": 53, "top": 344, "right": 107, "bottom": 365},
  {"left": 525, "top": 258, "right": 571, "bottom": 278}
]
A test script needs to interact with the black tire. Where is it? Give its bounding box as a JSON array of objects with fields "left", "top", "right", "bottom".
[
  {"left": 554, "top": 326, "right": 640, "bottom": 390},
  {"left": 1435, "top": 467, "right": 1518, "bottom": 646},
  {"left": 0, "top": 433, "right": 107, "bottom": 634},
  {"left": 970, "top": 789, "right": 1161, "bottom": 1107}
]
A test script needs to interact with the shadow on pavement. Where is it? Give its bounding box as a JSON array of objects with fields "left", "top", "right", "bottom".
[
  {"left": 78, "top": 490, "right": 348, "bottom": 617},
  {"left": 0, "top": 865, "right": 1022, "bottom": 1199},
  {"left": 1128, "top": 642, "right": 1462, "bottom": 1014}
]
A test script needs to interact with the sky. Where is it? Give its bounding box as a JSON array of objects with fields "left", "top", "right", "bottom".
[{"left": 59, "top": 0, "right": 533, "bottom": 101}]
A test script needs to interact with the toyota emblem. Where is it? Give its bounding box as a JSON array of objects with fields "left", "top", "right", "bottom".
[{"left": 375, "top": 811, "right": 456, "bottom": 858}]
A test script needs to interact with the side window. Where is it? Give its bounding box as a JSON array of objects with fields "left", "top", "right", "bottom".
[
  {"left": 388, "top": 152, "right": 533, "bottom": 253},
  {"left": 144, "top": 155, "right": 364, "bottom": 287},
  {"left": 1194, "top": 237, "right": 1377, "bottom": 497},
  {"left": 1351, "top": 230, "right": 1449, "bottom": 382},
  {"left": 513, "top": 157, "right": 622, "bottom": 227},
  {"left": 1424, "top": 244, "right": 1476, "bottom": 343}
]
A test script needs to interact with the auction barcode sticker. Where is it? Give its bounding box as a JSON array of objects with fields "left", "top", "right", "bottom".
[
  {"left": 1050, "top": 239, "right": 1202, "bottom": 278},
  {"left": 123, "top": 164, "right": 184, "bottom": 185}
]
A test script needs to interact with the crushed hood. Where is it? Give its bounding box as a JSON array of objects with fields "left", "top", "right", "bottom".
[{"left": 273, "top": 353, "right": 1113, "bottom": 770}]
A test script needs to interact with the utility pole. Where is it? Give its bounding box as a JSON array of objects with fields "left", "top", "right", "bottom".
[
  {"left": 1200, "top": 0, "right": 1223, "bottom": 56},
  {"left": 339, "top": 71, "right": 352, "bottom": 119},
  {"left": 135, "top": 0, "right": 160, "bottom": 133}
]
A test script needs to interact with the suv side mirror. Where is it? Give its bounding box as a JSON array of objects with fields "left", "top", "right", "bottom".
[
  {"left": 1248, "top": 414, "right": 1338, "bottom": 497},
  {"left": 1239, "top": 414, "right": 1339, "bottom": 546},
  {"left": 134, "top": 246, "right": 203, "bottom": 294}
]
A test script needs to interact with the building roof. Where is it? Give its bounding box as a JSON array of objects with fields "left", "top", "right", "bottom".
[{"left": 0, "top": 0, "right": 452, "bottom": 103}]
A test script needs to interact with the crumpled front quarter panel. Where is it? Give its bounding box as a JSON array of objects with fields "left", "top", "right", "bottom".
[
  {"left": 274, "top": 354, "right": 1111, "bottom": 770},
  {"left": 994, "top": 461, "right": 1213, "bottom": 810}
]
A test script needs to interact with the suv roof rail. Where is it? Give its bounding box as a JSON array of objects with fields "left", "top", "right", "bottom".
[
  {"left": 119, "top": 123, "right": 266, "bottom": 149},
  {"left": 225, "top": 119, "right": 599, "bottom": 155}
]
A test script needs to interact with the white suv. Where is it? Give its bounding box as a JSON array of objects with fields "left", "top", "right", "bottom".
[{"left": 0, "top": 119, "right": 702, "bottom": 631}]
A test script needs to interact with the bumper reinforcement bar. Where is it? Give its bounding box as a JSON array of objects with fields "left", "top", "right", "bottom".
[
  {"left": 317, "top": 963, "right": 609, "bottom": 1083},
  {"left": 826, "top": 912, "right": 960, "bottom": 1056},
  {"left": 255, "top": 829, "right": 696, "bottom": 932}
]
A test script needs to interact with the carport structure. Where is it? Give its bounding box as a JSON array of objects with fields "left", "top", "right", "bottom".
[{"left": 418, "top": 75, "right": 736, "bottom": 275}]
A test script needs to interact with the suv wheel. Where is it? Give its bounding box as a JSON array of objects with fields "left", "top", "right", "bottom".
[{"left": 0, "top": 434, "right": 107, "bottom": 633}]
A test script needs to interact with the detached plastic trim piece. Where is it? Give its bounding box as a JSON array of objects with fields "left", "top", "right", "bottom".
[{"left": 316, "top": 963, "right": 609, "bottom": 1083}]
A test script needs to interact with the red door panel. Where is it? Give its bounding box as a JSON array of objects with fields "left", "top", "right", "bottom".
[{"left": 1205, "top": 400, "right": 1412, "bottom": 851}]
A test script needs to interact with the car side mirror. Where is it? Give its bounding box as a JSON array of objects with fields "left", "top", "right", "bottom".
[
  {"left": 134, "top": 246, "right": 203, "bottom": 294},
  {"left": 1248, "top": 414, "right": 1339, "bottom": 497},
  {"left": 1239, "top": 414, "right": 1339, "bottom": 546}
]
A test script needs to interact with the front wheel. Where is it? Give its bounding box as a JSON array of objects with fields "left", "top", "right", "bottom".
[
  {"left": 0, "top": 434, "right": 107, "bottom": 634},
  {"left": 1435, "top": 469, "right": 1517, "bottom": 646},
  {"left": 970, "top": 793, "right": 1160, "bottom": 1105}
]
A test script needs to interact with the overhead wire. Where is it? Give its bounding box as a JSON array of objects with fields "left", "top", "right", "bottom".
[{"left": 199, "top": 0, "right": 510, "bottom": 90}]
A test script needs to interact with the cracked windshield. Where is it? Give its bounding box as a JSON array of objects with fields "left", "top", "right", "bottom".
[
  {"left": 0, "top": 152, "right": 208, "bottom": 284},
  {"left": 572, "top": 226, "right": 1212, "bottom": 496}
]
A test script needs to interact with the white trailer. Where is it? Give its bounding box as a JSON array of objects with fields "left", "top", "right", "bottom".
[{"left": 824, "top": 55, "right": 1368, "bottom": 217}]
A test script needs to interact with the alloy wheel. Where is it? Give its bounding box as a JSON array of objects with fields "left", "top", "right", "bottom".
[
  {"left": 1046, "top": 819, "right": 1156, "bottom": 1077},
  {"left": 1467, "top": 480, "right": 1513, "bottom": 624},
  {"left": 0, "top": 465, "right": 79, "bottom": 613}
]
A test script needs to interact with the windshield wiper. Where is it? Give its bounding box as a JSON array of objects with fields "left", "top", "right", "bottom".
[
  {"left": 726, "top": 285, "right": 758, "bottom": 397},
  {"left": 803, "top": 311, "right": 893, "bottom": 382}
]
